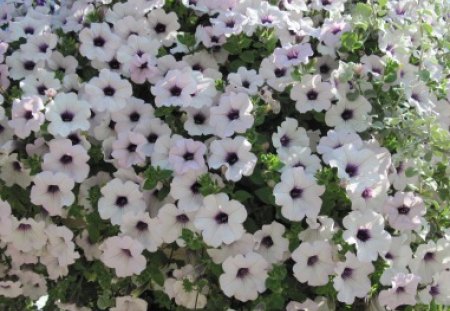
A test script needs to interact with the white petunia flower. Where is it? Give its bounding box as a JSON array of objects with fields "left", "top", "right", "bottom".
[
  {"left": 343, "top": 209, "right": 391, "bottom": 262},
  {"left": 333, "top": 252, "right": 374, "bottom": 304},
  {"left": 272, "top": 117, "right": 309, "bottom": 152},
  {"left": 111, "top": 296, "right": 147, "bottom": 311},
  {"left": 194, "top": 193, "right": 247, "bottom": 247},
  {"left": 85, "top": 69, "right": 133, "bottom": 112},
  {"left": 290, "top": 74, "right": 334, "bottom": 113},
  {"left": 79, "top": 22, "right": 121, "bottom": 62},
  {"left": 30, "top": 171, "right": 75, "bottom": 217},
  {"left": 100, "top": 236, "right": 146, "bottom": 277},
  {"left": 208, "top": 136, "right": 257, "bottom": 182},
  {"left": 384, "top": 192, "right": 425, "bottom": 232},
  {"left": 209, "top": 92, "right": 254, "bottom": 138},
  {"left": 273, "top": 167, "right": 325, "bottom": 221},
  {"left": 292, "top": 241, "right": 335, "bottom": 286},
  {"left": 3, "top": 218, "right": 47, "bottom": 252},
  {"left": 325, "top": 96, "right": 372, "bottom": 132},
  {"left": 98, "top": 178, "right": 147, "bottom": 225},
  {"left": 157, "top": 203, "right": 197, "bottom": 244},
  {"left": 168, "top": 138, "right": 207, "bottom": 175},
  {"left": 8, "top": 96, "right": 45, "bottom": 139},
  {"left": 254, "top": 221, "right": 289, "bottom": 263},
  {"left": 378, "top": 273, "right": 420, "bottom": 310},
  {"left": 45, "top": 92, "right": 91, "bottom": 137},
  {"left": 219, "top": 252, "right": 269, "bottom": 302},
  {"left": 42, "top": 139, "right": 90, "bottom": 183}
]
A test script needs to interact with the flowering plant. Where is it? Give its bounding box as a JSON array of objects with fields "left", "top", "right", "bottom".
[{"left": 0, "top": 0, "right": 450, "bottom": 310}]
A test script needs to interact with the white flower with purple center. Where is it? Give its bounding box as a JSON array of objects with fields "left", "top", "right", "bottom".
[
  {"left": 273, "top": 167, "right": 325, "bottom": 221},
  {"left": 194, "top": 193, "right": 247, "bottom": 247},
  {"left": 343, "top": 209, "right": 391, "bottom": 262}
]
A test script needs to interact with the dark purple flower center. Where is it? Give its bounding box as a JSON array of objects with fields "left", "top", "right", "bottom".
[
  {"left": 362, "top": 188, "right": 373, "bottom": 199},
  {"left": 307, "top": 255, "right": 319, "bottom": 266},
  {"left": 236, "top": 267, "right": 249, "bottom": 278},
  {"left": 320, "top": 64, "right": 330, "bottom": 74},
  {"left": 68, "top": 133, "right": 81, "bottom": 145},
  {"left": 108, "top": 59, "right": 120, "bottom": 70},
  {"left": 154, "top": 23, "right": 166, "bottom": 33},
  {"left": 397, "top": 205, "right": 410, "bottom": 215},
  {"left": 108, "top": 120, "right": 116, "bottom": 130},
  {"left": 183, "top": 152, "right": 194, "bottom": 161},
  {"left": 24, "top": 26, "right": 34, "bottom": 35},
  {"left": 127, "top": 144, "right": 137, "bottom": 153},
  {"left": 261, "top": 15, "right": 274, "bottom": 24},
  {"left": 170, "top": 85, "right": 182, "bottom": 96},
  {"left": 121, "top": 248, "right": 132, "bottom": 257},
  {"left": 192, "top": 64, "right": 203, "bottom": 71},
  {"left": 39, "top": 43, "right": 48, "bottom": 53},
  {"left": 274, "top": 67, "right": 286, "bottom": 77},
  {"left": 341, "top": 267, "right": 353, "bottom": 279},
  {"left": 356, "top": 229, "right": 371, "bottom": 242},
  {"left": 307, "top": 90, "right": 318, "bottom": 101},
  {"left": 176, "top": 214, "right": 190, "bottom": 224},
  {"left": 61, "top": 111, "right": 74, "bottom": 122},
  {"left": 215, "top": 212, "right": 228, "bottom": 224},
  {"left": 47, "top": 185, "right": 59, "bottom": 193},
  {"left": 280, "top": 135, "right": 290, "bottom": 147},
  {"left": 18, "top": 223, "right": 32, "bottom": 231},
  {"left": 37, "top": 85, "right": 47, "bottom": 95},
  {"left": 341, "top": 109, "right": 354, "bottom": 121},
  {"left": 129, "top": 112, "right": 140, "bottom": 122},
  {"left": 24, "top": 61, "right": 36, "bottom": 71},
  {"left": 345, "top": 164, "right": 358, "bottom": 177},
  {"left": 93, "top": 36, "right": 105, "bottom": 47},
  {"left": 12, "top": 161, "right": 21, "bottom": 171},
  {"left": 136, "top": 221, "right": 148, "bottom": 231},
  {"left": 242, "top": 80, "right": 250, "bottom": 88},
  {"left": 193, "top": 113, "right": 205, "bottom": 124},
  {"left": 103, "top": 86, "right": 115, "bottom": 96},
  {"left": 147, "top": 133, "right": 158, "bottom": 143},
  {"left": 60, "top": 154, "right": 73, "bottom": 165},
  {"left": 396, "top": 286, "right": 405, "bottom": 294},
  {"left": 430, "top": 285, "right": 440, "bottom": 296},
  {"left": 261, "top": 236, "right": 274, "bottom": 248},
  {"left": 290, "top": 187, "right": 303, "bottom": 199},
  {"left": 225, "top": 20, "right": 235, "bottom": 28},
  {"left": 226, "top": 152, "right": 238, "bottom": 165},
  {"left": 190, "top": 182, "right": 200, "bottom": 194},
  {"left": 115, "top": 196, "right": 128, "bottom": 207},
  {"left": 24, "top": 110, "right": 34, "bottom": 120},
  {"left": 424, "top": 252, "right": 435, "bottom": 261},
  {"left": 227, "top": 109, "right": 240, "bottom": 121}
]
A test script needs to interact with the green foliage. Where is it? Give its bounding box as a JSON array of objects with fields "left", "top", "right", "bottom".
[
  {"left": 181, "top": 228, "right": 206, "bottom": 250},
  {"left": 143, "top": 166, "right": 173, "bottom": 190},
  {"left": 197, "top": 173, "right": 223, "bottom": 196}
]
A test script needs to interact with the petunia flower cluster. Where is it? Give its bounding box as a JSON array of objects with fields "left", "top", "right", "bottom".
[{"left": 0, "top": 0, "right": 449, "bottom": 310}]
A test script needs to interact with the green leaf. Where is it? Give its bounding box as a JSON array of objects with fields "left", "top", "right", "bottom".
[
  {"left": 419, "top": 69, "right": 431, "bottom": 82},
  {"left": 405, "top": 167, "right": 418, "bottom": 177},
  {"left": 346, "top": 91, "right": 360, "bottom": 101},
  {"left": 240, "top": 51, "right": 255, "bottom": 63},
  {"left": 143, "top": 166, "right": 172, "bottom": 190},
  {"left": 255, "top": 187, "right": 275, "bottom": 205},
  {"left": 354, "top": 3, "right": 373, "bottom": 18},
  {"left": 340, "top": 32, "right": 363, "bottom": 52},
  {"left": 97, "top": 290, "right": 112, "bottom": 310},
  {"left": 181, "top": 228, "right": 205, "bottom": 250},
  {"left": 177, "top": 33, "right": 196, "bottom": 48},
  {"left": 378, "top": 0, "right": 388, "bottom": 7},
  {"left": 198, "top": 174, "right": 222, "bottom": 196},
  {"left": 232, "top": 190, "right": 253, "bottom": 203}
]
